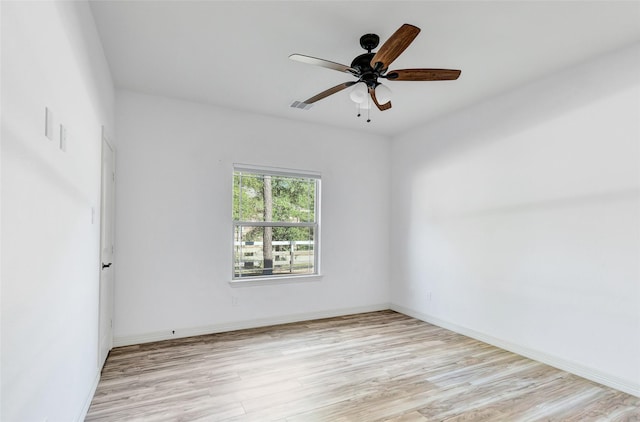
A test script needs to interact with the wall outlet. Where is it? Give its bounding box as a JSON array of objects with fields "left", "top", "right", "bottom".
[{"left": 232, "top": 296, "right": 239, "bottom": 307}]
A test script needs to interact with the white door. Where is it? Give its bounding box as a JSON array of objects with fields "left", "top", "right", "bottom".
[{"left": 98, "top": 133, "right": 115, "bottom": 368}]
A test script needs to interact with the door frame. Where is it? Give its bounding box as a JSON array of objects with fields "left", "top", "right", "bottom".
[{"left": 98, "top": 126, "right": 116, "bottom": 368}]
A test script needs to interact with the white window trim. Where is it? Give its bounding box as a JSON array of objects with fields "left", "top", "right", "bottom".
[
  {"left": 233, "top": 163, "right": 321, "bottom": 180},
  {"left": 231, "top": 164, "right": 321, "bottom": 283},
  {"left": 230, "top": 273, "right": 324, "bottom": 287}
]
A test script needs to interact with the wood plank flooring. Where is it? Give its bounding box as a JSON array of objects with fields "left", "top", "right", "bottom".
[{"left": 86, "top": 311, "right": 640, "bottom": 421}]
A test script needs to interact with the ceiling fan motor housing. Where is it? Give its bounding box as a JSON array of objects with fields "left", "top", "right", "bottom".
[{"left": 350, "top": 52, "right": 381, "bottom": 88}]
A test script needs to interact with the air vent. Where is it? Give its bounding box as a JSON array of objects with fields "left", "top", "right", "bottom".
[{"left": 290, "top": 101, "right": 313, "bottom": 110}]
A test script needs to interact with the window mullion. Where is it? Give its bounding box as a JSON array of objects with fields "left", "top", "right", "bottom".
[{"left": 234, "top": 221, "right": 316, "bottom": 228}]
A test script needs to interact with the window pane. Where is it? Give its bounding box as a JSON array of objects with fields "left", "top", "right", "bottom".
[
  {"left": 234, "top": 225, "right": 315, "bottom": 278},
  {"left": 233, "top": 172, "right": 316, "bottom": 223},
  {"left": 270, "top": 175, "right": 316, "bottom": 223},
  {"left": 233, "top": 172, "right": 265, "bottom": 222}
]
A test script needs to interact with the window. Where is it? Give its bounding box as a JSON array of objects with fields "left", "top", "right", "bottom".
[{"left": 232, "top": 165, "right": 320, "bottom": 280}]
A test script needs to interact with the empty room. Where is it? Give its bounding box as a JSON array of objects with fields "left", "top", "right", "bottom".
[{"left": 1, "top": 1, "right": 639, "bottom": 421}]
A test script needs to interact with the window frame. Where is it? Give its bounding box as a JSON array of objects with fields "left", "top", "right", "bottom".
[{"left": 231, "top": 164, "right": 321, "bottom": 283}]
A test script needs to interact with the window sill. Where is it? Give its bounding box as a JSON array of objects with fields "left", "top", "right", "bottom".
[{"left": 229, "top": 274, "right": 323, "bottom": 287}]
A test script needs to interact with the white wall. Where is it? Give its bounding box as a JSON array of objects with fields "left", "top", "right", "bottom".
[
  {"left": 390, "top": 44, "right": 640, "bottom": 396},
  {"left": 113, "top": 90, "right": 390, "bottom": 343},
  {"left": 1, "top": 1, "right": 114, "bottom": 421}
]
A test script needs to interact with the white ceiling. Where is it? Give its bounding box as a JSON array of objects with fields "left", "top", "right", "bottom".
[{"left": 89, "top": 1, "right": 640, "bottom": 137}]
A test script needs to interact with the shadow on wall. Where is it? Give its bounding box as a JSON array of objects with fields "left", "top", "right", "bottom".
[
  {"left": 56, "top": 1, "right": 115, "bottom": 122},
  {"left": 399, "top": 43, "right": 640, "bottom": 169},
  {"left": 401, "top": 43, "right": 640, "bottom": 222},
  {"left": 394, "top": 41, "right": 640, "bottom": 313}
]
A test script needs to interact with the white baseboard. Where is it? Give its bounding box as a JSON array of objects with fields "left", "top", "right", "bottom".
[
  {"left": 390, "top": 303, "right": 640, "bottom": 398},
  {"left": 113, "top": 303, "right": 390, "bottom": 347},
  {"left": 77, "top": 371, "right": 100, "bottom": 422}
]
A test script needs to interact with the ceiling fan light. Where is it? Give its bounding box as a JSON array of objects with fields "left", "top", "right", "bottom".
[
  {"left": 375, "top": 83, "right": 392, "bottom": 104},
  {"left": 349, "top": 82, "right": 368, "bottom": 103}
]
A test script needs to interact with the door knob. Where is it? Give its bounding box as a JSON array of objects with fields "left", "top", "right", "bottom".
[{"left": 102, "top": 262, "right": 113, "bottom": 269}]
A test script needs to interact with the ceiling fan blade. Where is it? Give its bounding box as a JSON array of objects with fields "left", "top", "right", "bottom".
[
  {"left": 302, "top": 82, "right": 356, "bottom": 104},
  {"left": 369, "top": 87, "right": 392, "bottom": 111},
  {"left": 385, "top": 68, "right": 461, "bottom": 81},
  {"left": 289, "top": 54, "right": 356, "bottom": 74},
  {"left": 370, "top": 24, "right": 420, "bottom": 71}
]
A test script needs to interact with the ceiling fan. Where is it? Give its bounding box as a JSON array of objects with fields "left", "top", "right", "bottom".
[{"left": 290, "top": 24, "right": 461, "bottom": 120}]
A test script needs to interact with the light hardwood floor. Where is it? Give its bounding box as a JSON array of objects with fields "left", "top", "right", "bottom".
[{"left": 86, "top": 311, "right": 639, "bottom": 421}]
